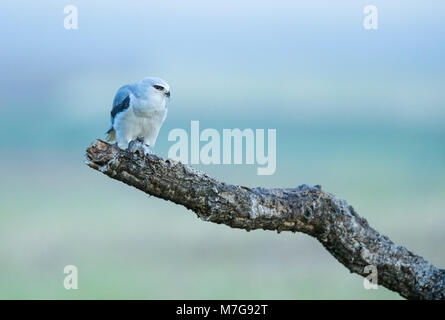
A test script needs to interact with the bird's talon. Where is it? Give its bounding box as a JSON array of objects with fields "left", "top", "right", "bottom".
[{"left": 142, "top": 144, "right": 154, "bottom": 155}]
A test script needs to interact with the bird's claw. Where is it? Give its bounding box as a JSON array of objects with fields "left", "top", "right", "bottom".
[
  {"left": 127, "top": 138, "right": 153, "bottom": 155},
  {"left": 142, "top": 144, "right": 154, "bottom": 155}
]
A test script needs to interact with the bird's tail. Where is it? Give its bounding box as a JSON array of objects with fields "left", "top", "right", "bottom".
[{"left": 106, "top": 127, "right": 116, "bottom": 142}]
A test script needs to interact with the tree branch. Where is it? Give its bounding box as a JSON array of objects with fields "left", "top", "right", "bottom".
[{"left": 85, "top": 139, "right": 445, "bottom": 300}]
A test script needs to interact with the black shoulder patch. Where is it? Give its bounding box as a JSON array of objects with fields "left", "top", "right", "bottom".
[{"left": 111, "top": 95, "right": 130, "bottom": 120}]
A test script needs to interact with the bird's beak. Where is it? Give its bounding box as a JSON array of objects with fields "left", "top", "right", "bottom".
[{"left": 165, "top": 90, "right": 170, "bottom": 98}]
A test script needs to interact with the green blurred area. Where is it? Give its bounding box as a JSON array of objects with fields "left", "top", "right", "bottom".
[{"left": 0, "top": 118, "right": 444, "bottom": 299}]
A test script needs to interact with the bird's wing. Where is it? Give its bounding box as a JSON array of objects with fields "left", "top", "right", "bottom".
[
  {"left": 110, "top": 95, "right": 130, "bottom": 121},
  {"left": 110, "top": 85, "right": 133, "bottom": 125}
]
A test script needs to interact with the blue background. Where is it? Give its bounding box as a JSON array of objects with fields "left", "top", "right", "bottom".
[{"left": 0, "top": 0, "right": 444, "bottom": 299}]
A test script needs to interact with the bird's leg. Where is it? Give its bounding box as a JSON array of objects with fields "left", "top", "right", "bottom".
[
  {"left": 127, "top": 138, "right": 153, "bottom": 155},
  {"left": 142, "top": 144, "right": 154, "bottom": 155},
  {"left": 127, "top": 138, "right": 144, "bottom": 153},
  {"left": 139, "top": 137, "right": 154, "bottom": 155}
]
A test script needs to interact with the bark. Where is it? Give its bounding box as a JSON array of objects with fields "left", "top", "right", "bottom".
[{"left": 85, "top": 139, "right": 445, "bottom": 300}]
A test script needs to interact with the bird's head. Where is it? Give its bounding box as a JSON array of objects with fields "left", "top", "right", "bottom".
[{"left": 141, "top": 77, "right": 171, "bottom": 99}]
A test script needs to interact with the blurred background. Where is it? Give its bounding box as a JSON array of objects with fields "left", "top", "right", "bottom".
[{"left": 0, "top": 0, "right": 444, "bottom": 299}]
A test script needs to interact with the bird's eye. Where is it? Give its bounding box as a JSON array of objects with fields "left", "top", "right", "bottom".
[{"left": 153, "top": 85, "right": 164, "bottom": 91}]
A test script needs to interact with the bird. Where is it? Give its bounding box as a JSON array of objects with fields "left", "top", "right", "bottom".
[{"left": 106, "top": 77, "right": 170, "bottom": 153}]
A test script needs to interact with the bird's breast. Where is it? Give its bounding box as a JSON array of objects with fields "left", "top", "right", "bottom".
[
  {"left": 139, "top": 109, "right": 166, "bottom": 126},
  {"left": 132, "top": 95, "right": 166, "bottom": 117}
]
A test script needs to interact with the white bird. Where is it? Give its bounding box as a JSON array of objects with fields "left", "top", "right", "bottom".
[{"left": 106, "top": 77, "right": 170, "bottom": 153}]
